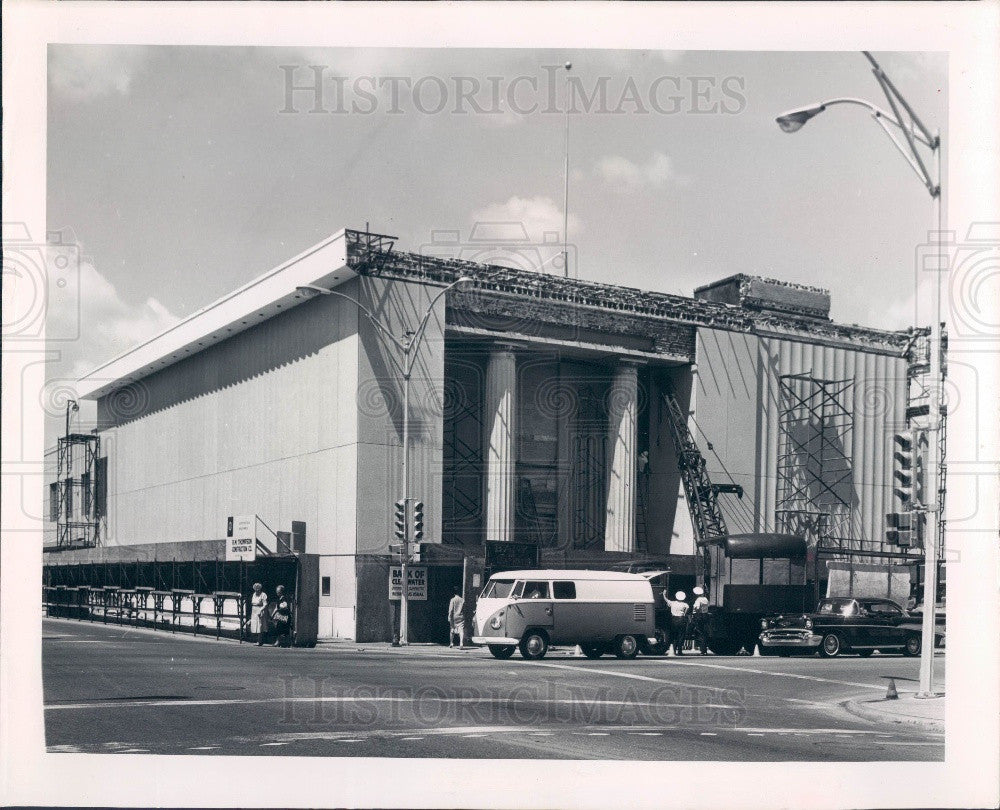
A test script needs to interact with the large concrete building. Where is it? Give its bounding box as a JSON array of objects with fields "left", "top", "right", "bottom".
[{"left": 47, "top": 227, "right": 919, "bottom": 641}]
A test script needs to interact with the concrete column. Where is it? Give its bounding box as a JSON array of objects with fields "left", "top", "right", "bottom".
[
  {"left": 484, "top": 344, "right": 517, "bottom": 542},
  {"left": 605, "top": 360, "right": 639, "bottom": 552}
]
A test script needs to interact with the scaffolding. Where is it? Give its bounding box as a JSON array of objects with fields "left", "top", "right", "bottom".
[
  {"left": 775, "top": 375, "right": 856, "bottom": 553},
  {"left": 56, "top": 433, "right": 101, "bottom": 548}
]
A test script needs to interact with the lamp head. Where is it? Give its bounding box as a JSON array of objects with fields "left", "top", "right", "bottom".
[{"left": 776, "top": 103, "right": 827, "bottom": 133}]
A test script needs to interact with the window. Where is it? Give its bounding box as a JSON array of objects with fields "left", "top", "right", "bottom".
[
  {"left": 81, "top": 472, "right": 91, "bottom": 518},
  {"left": 49, "top": 482, "right": 60, "bottom": 522},
  {"left": 321, "top": 577, "right": 331, "bottom": 597},
  {"left": 552, "top": 581, "right": 576, "bottom": 600},
  {"left": 482, "top": 579, "right": 515, "bottom": 599},
  {"left": 521, "top": 581, "right": 549, "bottom": 599},
  {"left": 95, "top": 456, "right": 108, "bottom": 518},
  {"left": 869, "top": 601, "right": 902, "bottom": 617}
]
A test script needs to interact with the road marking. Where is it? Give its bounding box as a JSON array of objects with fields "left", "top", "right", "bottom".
[
  {"left": 700, "top": 732, "right": 717, "bottom": 736},
  {"left": 527, "top": 660, "right": 740, "bottom": 693},
  {"left": 747, "top": 733, "right": 765, "bottom": 736},
  {"left": 45, "top": 695, "right": 739, "bottom": 712},
  {"left": 659, "top": 660, "right": 891, "bottom": 691},
  {"left": 188, "top": 746, "right": 218, "bottom": 750},
  {"left": 400, "top": 737, "right": 424, "bottom": 741},
  {"left": 259, "top": 742, "right": 288, "bottom": 746}
]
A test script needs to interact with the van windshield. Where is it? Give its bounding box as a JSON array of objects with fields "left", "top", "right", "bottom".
[{"left": 482, "top": 579, "right": 515, "bottom": 599}]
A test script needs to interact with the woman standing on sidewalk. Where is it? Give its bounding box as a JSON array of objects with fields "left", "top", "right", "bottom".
[{"left": 249, "top": 583, "right": 269, "bottom": 646}]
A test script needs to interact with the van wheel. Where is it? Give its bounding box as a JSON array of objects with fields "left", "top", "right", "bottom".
[
  {"left": 488, "top": 644, "right": 516, "bottom": 660},
  {"left": 613, "top": 634, "right": 640, "bottom": 660},
  {"left": 580, "top": 644, "right": 606, "bottom": 659},
  {"left": 519, "top": 631, "right": 548, "bottom": 660}
]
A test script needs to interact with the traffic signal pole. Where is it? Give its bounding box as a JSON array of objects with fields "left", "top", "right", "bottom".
[
  {"left": 400, "top": 360, "right": 411, "bottom": 645},
  {"left": 917, "top": 130, "right": 944, "bottom": 699}
]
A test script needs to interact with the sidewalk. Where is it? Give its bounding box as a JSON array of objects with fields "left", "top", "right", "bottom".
[{"left": 844, "top": 681, "right": 945, "bottom": 731}]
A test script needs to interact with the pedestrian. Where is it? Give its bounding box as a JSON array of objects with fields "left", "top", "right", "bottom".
[
  {"left": 664, "top": 590, "right": 690, "bottom": 656},
  {"left": 249, "top": 583, "right": 269, "bottom": 646},
  {"left": 690, "top": 586, "right": 710, "bottom": 656},
  {"left": 447, "top": 586, "right": 465, "bottom": 648},
  {"left": 271, "top": 585, "right": 292, "bottom": 647}
]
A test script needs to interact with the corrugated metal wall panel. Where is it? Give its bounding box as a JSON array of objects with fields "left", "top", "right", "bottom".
[{"left": 745, "top": 334, "right": 905, "bottom": 548}]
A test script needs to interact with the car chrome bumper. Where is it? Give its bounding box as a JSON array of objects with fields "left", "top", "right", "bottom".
[
  {"left": 472, "top": 636, "right": 518, "bottom": 645},
  {"left": 759, "top": 632, "right": 823, "bottom": 648}
]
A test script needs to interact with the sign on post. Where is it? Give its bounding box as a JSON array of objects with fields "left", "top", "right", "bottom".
[
  {"left": 226, "top": 514, "right": 257, "bottom": 561},
  {"left": 389, "top": 566, "right": 427, "bottom": 601}
]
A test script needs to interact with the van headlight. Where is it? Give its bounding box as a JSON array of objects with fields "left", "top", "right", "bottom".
[{"left": 490, "top": 613, "right": 503, "bottom": 630}]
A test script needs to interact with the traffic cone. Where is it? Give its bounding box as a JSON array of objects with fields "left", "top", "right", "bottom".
[{"left": 885, "top": 678, "right": 899, "bottom": 700}]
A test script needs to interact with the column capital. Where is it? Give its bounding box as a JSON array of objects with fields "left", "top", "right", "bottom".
[{"left": 489, "top": 341, "right": 523, "bottom": 355}]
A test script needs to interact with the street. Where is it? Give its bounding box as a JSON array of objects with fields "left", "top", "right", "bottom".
[{"left": 43, "top": 618, "right": 943, "bottom": 760}]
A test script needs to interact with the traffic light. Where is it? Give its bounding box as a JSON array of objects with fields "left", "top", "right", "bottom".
[
  {"left": 412, "top": 501, "right": 424, "bottom": 542},
  {"left": 892, "top": 431, "right": 915, "bottom": 506},
  {"left": 885, "top": 511, "right": 912, "bottom": 547},
  {"left": 394, "top": 499, "right": 408, "bottom": 543}
]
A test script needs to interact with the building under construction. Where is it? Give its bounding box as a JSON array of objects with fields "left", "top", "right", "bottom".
[{"left": 43, "top": 227, "right": 939, "bottom": 642}]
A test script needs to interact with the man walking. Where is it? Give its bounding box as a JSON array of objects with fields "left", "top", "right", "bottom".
[
  {"left": 664, "top": 590, "right": 690, "bottom": 656},
  {"left": 447, "top": 586, "right": 465, "bottom": 648},
  {"left": 690, "top": 586, "right": 710, "bottom": 655}
]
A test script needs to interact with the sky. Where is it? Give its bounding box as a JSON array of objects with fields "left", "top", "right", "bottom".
[{"left": 45, "top": 46, "right": 947, "bottom": 440}]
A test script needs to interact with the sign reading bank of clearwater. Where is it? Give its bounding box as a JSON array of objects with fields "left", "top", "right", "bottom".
[
  {"left": 226, "top": 514, "right": 257, "bottom": 561},
  {"left": 389, "top": 566, "right": 427, "bottom": 601}
]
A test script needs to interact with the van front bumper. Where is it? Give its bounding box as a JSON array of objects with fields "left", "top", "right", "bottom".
[{"left": 472, "top": 636, "right": 519, "bottom": 645}]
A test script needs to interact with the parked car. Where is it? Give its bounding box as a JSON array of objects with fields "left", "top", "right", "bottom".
[{"left": 758, "top": 596, "right": 946, "bottom": 658}]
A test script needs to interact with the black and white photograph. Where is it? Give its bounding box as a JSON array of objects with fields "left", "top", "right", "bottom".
[{"left": 2, "top": 3, "right": 998, "bottom": 809}]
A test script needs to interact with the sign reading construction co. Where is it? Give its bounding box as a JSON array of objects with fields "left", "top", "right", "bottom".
[
  {"left": 226, "top": 514, "right": 257, "bottom": 562},
  {"left": 389, "top": 566, "right": 427, "bottom": 601}
]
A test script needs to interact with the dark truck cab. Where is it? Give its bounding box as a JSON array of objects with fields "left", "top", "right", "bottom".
[{"left": 700, "top": 533, "right": 816, "bottom": 655}]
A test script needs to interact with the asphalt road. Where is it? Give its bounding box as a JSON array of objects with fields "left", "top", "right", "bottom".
[{"left": 43, "top": 618, "right": 944, "bottom": 760}]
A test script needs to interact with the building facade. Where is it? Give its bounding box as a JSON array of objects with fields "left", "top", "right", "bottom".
[{"left": 49, "top": 228, "right": 916, "bottom": 641}]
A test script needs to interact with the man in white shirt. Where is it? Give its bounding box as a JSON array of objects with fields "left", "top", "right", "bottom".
[
  {"left": 690, "top": 586, "right": 710, "bottom": 655},
  {"left": 663, "top": 590, "right": 690, "bottom": 656}
]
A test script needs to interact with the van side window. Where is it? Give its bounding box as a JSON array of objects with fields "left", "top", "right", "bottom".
[
  {"left": 522, "top": 582, "right": 549, "bottom": 599},
  {"left": 552, "top": 582, "right": 576, "bottom": 600}
]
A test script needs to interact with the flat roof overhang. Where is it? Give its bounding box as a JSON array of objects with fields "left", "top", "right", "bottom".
[{"left": 76, "top": 230, "right": 354, "bottom": 401}]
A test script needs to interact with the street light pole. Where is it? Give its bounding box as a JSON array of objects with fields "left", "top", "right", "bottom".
[
  {"left": 775, "top": 52, "right": 944, "bottom": 696},
  {"left": 562, "top": 61, "right": 572, "bottom": 279},
  {"left": 297, "top": 274, "right": 473, "bottom": 645}
]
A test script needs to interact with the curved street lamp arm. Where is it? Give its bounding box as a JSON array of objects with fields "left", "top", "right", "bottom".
[
  {"left": 296, "top": 285, "right": 408, "bottom": 352},
  {"left": 404, "top": 277, "right": 474, "bottom": 374},
  {"left": 821, "top": 98, "right": 936, "bottom": 148}
]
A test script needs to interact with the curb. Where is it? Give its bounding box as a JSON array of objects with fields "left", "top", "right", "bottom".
[{"left": 842, "top": 696, "right": 945, "bottom": 732}]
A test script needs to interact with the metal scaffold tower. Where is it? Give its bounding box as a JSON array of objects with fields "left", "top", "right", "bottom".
[
  {"left": 441, "top": 378, "right": 483, "bottom": 545},
  {"left": 775, "top": 375, "right": 856, "bottom": 553},
  {"left": 56, "top": 433, "right": 101, "bottom": 548}
]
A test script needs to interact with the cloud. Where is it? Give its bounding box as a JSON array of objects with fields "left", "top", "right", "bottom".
[
  {"left": 49, "top": 46, "right": 151, "bottom": 101},
  {"left": 593, "top": 151, "right": 673, "bottom": 191},
  {"left": 45, "top": 249, "right": 180, "bottom": 382}
]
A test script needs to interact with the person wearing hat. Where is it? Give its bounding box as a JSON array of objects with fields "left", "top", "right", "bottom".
[
  {"left": 663, "top": 590, "right": 690, "bottom": 656},
  {"left": 690, "top": 586, "right": 710, "bottom": 655}
]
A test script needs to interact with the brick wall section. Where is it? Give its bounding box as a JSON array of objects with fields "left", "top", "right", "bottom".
[{"left": 345, "top": 230, "right": 909, "bottom": 357}]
